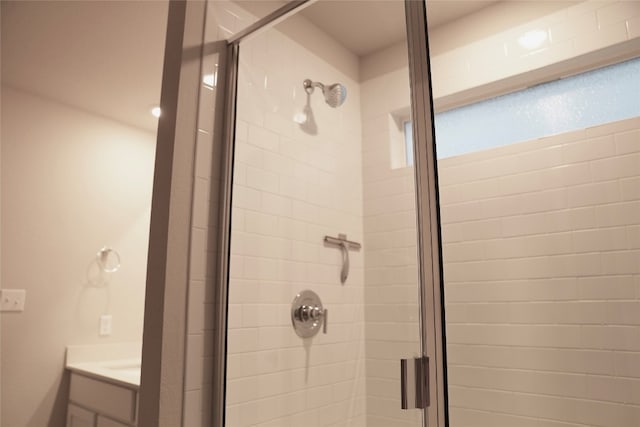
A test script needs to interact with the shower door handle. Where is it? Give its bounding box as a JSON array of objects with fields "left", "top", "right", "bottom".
[{"left": 400, "top": 356, "right": 429, "bottom": 409}]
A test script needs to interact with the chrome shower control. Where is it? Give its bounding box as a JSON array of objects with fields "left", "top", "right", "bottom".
[{"left": 291, "top": 290, "right": 327, "bottom": 338}]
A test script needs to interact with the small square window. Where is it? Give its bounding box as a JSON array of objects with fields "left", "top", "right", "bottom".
[
  {"left": 403, "top": 120, "right": 414, "bottom": 167},
  {"left": 389, "top": 108, "right": 414, "bottom": 170}
]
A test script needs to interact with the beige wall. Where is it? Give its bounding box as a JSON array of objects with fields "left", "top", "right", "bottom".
[{"left": 1, "top": 86, "right": 154, "bottom": 426}]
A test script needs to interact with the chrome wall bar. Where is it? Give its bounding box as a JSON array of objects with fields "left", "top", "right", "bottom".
[
  {"left": 324, "top": 234, "right": 361, "bottom": 249},
  {"left": 323, "top": 234, "right": 361, "bottom": 284}
]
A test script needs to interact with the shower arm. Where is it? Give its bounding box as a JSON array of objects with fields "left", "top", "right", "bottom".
[
  {"left": 324, "top": 234, "right": 361, "bottom": 284},
  {"left": 303, "top": 79, "right": 324, "bottom": 94}
]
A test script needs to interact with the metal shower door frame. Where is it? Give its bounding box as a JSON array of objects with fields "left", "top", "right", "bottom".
[
  {"left": 405, "top": 1, "right": 448, "bottom": 425},
  {"left": 214, "top": 1, "right": 448, "bottom": 426}
]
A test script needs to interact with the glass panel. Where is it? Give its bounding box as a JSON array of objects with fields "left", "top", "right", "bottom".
[
  {"left": 224, "top": 1, "right": 426, "bottom": 425},
  {"left": 427, "top": 2, "right": 640, "bottom": 426}
]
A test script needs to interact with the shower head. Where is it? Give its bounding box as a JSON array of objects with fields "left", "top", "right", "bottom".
[
  {"left": 323, "top": 83, "right": 347, "bottom": 108},
  {"left": 303, "top": 79, "right": 347, "bottom": 108}
]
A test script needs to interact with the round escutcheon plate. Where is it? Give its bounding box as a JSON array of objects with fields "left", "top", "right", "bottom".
[{"left": 291, "top": 289, "right": 324, "bottom": 338}]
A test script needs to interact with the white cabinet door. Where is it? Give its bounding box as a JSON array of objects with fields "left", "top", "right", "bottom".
[
  {"left": 67, "top": 404, "right": 96, "bottom": 427},
  {"left": 70, "top": 373, "right": 137, "bottom": 424}
]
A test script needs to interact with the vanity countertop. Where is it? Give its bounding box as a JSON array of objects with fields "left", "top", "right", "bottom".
[
  {"left": 65, "top": 342, "right": 141, "bottom": 389},
  {"left": 66, "top": 358, "right": 140, "bottom": 388}
]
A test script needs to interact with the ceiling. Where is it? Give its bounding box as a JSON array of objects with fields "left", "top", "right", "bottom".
[
  {"left": 301, "top": 0, "right": 499, "bottom": 57},
  {"left": 1, "top": 0, "right": 496, "bottom": 132},
  {"left": 1, "top": 1, "right": 168, "bottom": 133}
]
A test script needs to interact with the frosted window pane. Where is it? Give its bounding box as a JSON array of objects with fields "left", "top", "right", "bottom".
[
  {"left": 404, "top": 120, "right": 414, "bottom": 167},
  {"left": 433, "top": 57, "right": 640, "bottom": 159}
]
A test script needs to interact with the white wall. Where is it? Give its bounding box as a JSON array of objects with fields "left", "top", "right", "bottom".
[{"left": 0, "top": 86, "right": 154, "bottom": 426}]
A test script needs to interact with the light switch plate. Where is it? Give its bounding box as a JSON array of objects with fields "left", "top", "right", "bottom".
[
  {"left": 0, "top": 289, "right": 26, "bottom": 312},
  {"left": 100, "top": 314, "right": 112, "bottom": 336}
]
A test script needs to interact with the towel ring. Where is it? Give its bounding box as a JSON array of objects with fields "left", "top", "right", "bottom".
[{"left": 96, "top": 247, "right": 121, "bottom": 273}]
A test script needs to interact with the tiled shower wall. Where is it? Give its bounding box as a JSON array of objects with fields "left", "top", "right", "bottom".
[
  {"left": 442, "top": 116, "right": 640, "bottom": 427},
  {"left": 429, "top": 0, "right": 640, "bottom": 107},
  {"left": 224, "top": 23, "right": 366, "bottom": 427}
]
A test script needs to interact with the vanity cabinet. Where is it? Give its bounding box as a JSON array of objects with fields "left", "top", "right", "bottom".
[
  {"left": 66, "top": 372, "right": 138, "bottom": 427},
  {"left": 67, "top": 404, "right": 96, "bottom": 427}
]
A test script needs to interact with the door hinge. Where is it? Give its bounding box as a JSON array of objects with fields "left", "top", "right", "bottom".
[{"left": 401, "top": 356, "right": 429, "bottom": 409}]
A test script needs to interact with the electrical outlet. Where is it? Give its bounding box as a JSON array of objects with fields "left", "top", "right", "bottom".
[
  {"left": 0, "top": 289, "right": 26, "bottom": 312},
  {"left": 99, "top": 314, "right": 112, "bottom": 336}
]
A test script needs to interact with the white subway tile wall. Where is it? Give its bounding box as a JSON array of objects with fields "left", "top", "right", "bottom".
[
  {"left": 441, "top": 116, "right": 640, "bottom": 427},
  {"left": 429, "top": 1, "right": 640, "bottom": 102},
  {"left": 226, "top": 23, "right": 367, "bottom": 427}
]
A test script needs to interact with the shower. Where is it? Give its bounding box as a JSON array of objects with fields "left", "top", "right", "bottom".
[
  {"left": 220, "top": 2, "right": 436, "bottom": 426},
  {"left": 303, "top": 78, "right": 347, "bottom": 107}
]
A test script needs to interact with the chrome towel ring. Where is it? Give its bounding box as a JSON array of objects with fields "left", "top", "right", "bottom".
[{"left": 96, "top": 246, "right": 121, "bottom": 273}]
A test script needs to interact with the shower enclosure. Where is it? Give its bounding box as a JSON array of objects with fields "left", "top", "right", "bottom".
[
  {"left": 143, "top": 0, "right": 640, "bottom": 425},
  {"left": 215, "top": 0, "right": 446, "bottom": 426}
]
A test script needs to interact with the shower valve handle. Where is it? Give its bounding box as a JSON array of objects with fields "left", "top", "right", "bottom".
[
  {"left": 291, "top": 290, "right": 326, "bottom": 338},
  {"left": 296, "top": 305, "right": 318, "bottom": 321},
  {"left": 323, "top": 309, "right": 328, "bottom": 334},
  {"left": 295, "top": 305, "right": 326, "bottom": 333}
]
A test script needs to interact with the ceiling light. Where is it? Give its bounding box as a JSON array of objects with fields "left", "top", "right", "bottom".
[
  {"left": 518, "top": 29, "right": 548, "bottom": 50},
  {"left": 151, "top": 106, "right": 161, "bottom": 118}
]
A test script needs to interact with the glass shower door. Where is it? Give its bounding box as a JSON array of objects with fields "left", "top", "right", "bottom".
[
  {"left": 427, "top": 2, "right": 640, "bottom": 426},
  {"left": 219, "top": 0, "right": 444, "bottom": 426}
]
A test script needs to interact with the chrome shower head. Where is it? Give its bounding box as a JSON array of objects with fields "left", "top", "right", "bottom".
[
  {"left": 323, "top": 83, "right": 347, "bottom": 108},
  {"left": 303, "top": 79, "right": 347, "bottom": 108}
]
